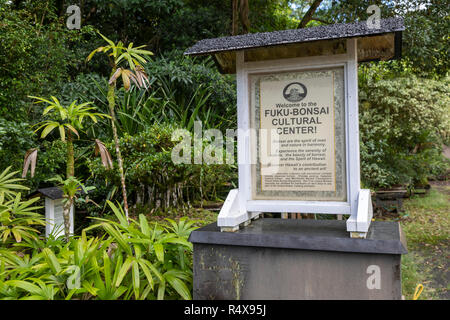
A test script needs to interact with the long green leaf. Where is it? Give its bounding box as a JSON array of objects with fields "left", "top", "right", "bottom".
[
  {"left": 102, "top": 223, "right": 132, "bottom": 255},
  {"left": 132, "top": 261, "right": 140, "bottom": 299},
  {"left": 40, "top": 123, "right": 59, "bottom": 138},
  {"left": 106, "top": 201, "right": 129, "bottom": 227},
  {"left": 139, "top": 214, "right": 150, "bottom": 237},
  {"left": 115, "top": 257, "right": 133, "bottom": 287},
  {"left": 5, "top": 280, "right": 41, "bottom": 295},
  {"left": 103, "top": 251, "right": 111, "bottom": 288},
  {"left": 154, "top": 243, "right": 164, "bottom": 263},
  {"left": 164, "top": 272, "right": 191, "bottom": 300},
  {"left": 137, "top": 260, "right": 154, "bottom": 290},
  {"left": 112, "top": 253, "right": 124, "bottom": 287},
  {"left": 157, "top": 280, "right": 165, "bottom": 300},
  {"left": 42, "top": 248, "right": 61, "bottom": 274}
]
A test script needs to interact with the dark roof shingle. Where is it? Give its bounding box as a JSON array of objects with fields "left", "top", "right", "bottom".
[
  {"left": 29, "top": 186, "right": 90, "bottom": 200},
  {"left": 30, "top": 187, "right": 64, "bottom": 200},
  {"left": 185, "top": 17, "right": 404, "bottom": 56}
]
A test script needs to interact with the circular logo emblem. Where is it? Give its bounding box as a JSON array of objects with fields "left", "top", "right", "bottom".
[{"left": 283, "top": 82, "right": 307, "bottom": 102}]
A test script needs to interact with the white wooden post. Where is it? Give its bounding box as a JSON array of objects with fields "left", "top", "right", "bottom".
[
  {"left": 45, "top": 197, "right": 74, "bottom": 239},
  {"left": 217, "top": 51, "right": 261, "bottom": 231},
  {"left": 45, "top": 197, "right": 54, "bottom": 238},
  {"left": 345, "top": 38, "right": 372, "bottom": 238}
]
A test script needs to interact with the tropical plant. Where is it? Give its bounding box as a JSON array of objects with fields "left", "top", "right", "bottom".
[
  {"left": 30, "top": 96, "right": 109, "bottom": 179},
  {"left": 0, "top": 167, "right": 44, "bottom": 247},
  {"left": 86, "top": 33, "right": 153, "bottom": 220},
  {"left": 26, "top": 96, "right": 108, "bottom": 239},
  {"left": 0, "top": 192, "right": 44, "bottom": 245},
  {"left": 0, "top": 200, "right": 196, "bottom": 300},
  {"left": 0, "top": 167, "right": 29, "bottom": 200},
  {"left": 0, "top": 169, "right": 195, "bottom": 300},
  {"left": 85, "top": 201, "right": 194, "bottom": 300}
]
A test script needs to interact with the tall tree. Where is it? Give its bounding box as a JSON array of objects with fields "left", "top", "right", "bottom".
[
  {"left": 30, "top": 96, "right": 107, "bottom": 240},
  {"left": 87, "top": 33, "right": 153, "bottom": 220},
  {"left": 232, "top": 0, "right": 250, "bottom": 35},
  {"left": 297, "top": 0, "right": 324, "bottom": 28}
]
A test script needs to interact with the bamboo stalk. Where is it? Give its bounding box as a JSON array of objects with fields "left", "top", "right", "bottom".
[{"left": 107, "top": 78, "right": 129, "bottom": 221}]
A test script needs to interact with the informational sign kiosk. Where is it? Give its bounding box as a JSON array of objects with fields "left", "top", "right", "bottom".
[
  {"left": 186, "top": 18, "right": 408, "bottom": 300},
  {"left": 186, "top": 18, "right": 404, "bottom": 238}
]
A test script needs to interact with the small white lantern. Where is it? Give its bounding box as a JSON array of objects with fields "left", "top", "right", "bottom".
[{"left": 31, "top": 187, "right": 74, "bottom": 239}]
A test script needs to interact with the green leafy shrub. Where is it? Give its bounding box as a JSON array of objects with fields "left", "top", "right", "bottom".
[
  {"left": 86, "top": 123, "right": 236, "bottom": 213},
  {"left": 146, "top": 52, "right": 237, "bottom": 131},
  {"left": 84, "top": 202, "right": 196, "bottom": 300},
  {"left": 59, "top": 52, "right": 237, "bottom": 139},
  {"left": 0, "top": 171, "right": 197, "bottom": 300},
  {"left": 0, "top": 119, "right": 36, "bottom": 172},
  {"left": 0, "top": 204, "right": 196, "bottom": 300},
  {"left": 359, "top": 73, "right": 450, "bottom": 189},
  {"left": 0, "top": 1, "right": 95, "bottom": 122},
  {"left": 0, "top": 167, "right": 30, "bottom": 199},
  {"left": 0, "top": 167, "right": 45, "bottom": 246}
]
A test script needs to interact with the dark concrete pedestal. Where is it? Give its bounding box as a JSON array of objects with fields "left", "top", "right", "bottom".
[{"left": 189, "top": 219, "right": 407, "bottom": 300}]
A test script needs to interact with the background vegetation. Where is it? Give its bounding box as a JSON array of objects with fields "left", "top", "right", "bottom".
[{"left": 0, "top": 0, "right": 448, "bottom": 300}]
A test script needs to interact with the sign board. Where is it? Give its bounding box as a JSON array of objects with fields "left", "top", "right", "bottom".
[{"left": 250, "top": 68, "right": 347, "bottom": 201}]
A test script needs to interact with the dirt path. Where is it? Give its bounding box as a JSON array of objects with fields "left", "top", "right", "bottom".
[
  {"left": 412, "top": 241, "right": 449, "bottom": 299},
  {"left": 412, "top": 180, "right": 449, "bottom": 300}
]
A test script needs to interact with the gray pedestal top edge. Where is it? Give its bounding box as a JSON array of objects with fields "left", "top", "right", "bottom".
[{"left": 189, "top": 219, "right": 408, "bottom": 255}]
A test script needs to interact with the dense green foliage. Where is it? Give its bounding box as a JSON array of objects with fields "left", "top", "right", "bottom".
[
  {"left": 311, "top": 0, "right": 449, "bottom": 78},
  {"left": 359, "top": 64, "right": 449, "bottom": 189},
  {"left": 0, "top": 119, "right": 36, "bottom": 171},
  {"left": 86, "top": 123, "right": 236, "bottom": 216},
  {"left": 0, "top": 170, "right": 195, "bottom": 300},
  {"left": 0, "top": 0, "right": 95, "bottom": 121},
  {"left": 0, "top": 168, "right": 45, "bottom": 244}
]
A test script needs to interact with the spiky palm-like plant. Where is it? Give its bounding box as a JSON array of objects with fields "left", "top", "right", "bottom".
[
  {"left": 29, "top": 96, "right": 108, "bottom": 240},
  {"left": 86, "top": 33, "right": 153, "bottom": 220}
]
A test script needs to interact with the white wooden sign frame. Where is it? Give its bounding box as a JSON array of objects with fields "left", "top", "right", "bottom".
[{"left": 218, "top": 39, "right": 372, "bottom": 237}]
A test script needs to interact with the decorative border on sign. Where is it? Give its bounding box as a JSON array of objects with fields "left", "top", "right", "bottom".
[{"left": 250, "top": 67, "right": 347, "bottom": 201}]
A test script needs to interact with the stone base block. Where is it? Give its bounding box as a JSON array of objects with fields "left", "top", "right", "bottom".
[{"left": 189, "top": 219, "right": 407, "bottom": 300}]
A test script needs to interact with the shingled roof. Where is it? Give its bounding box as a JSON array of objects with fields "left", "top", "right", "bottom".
[
  {"left": 185, "top": 17, "right": 404, "bottom": 73},
  {"left": 29, "top": 187, "right": 64, "bottom": 200},
  {"left": 29, "top": 186, "right": 90, "bottom": 200}
]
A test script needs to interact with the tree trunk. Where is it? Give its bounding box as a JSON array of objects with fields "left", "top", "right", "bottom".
[
  {"left": 297, "top": 0, "right": 323, "bottom": 29},
  {"left": 63, "top": 130, "right": 74, "bottom": 241},
  {"left": 107, "top": 75, "right": 129, "bottom": 220},
  {"left": 232, "top": 0, "right": 239, "bottom": 35},
  {"left": 239, "top": 0, "right": 250, "bottom": 34},
  {"left": 62, "top": 197, "right": 72, "bottom": 242},
  {"left": 232, "top": 0, "right": 250, "bottom": 35},
  {"left": 66, "top": 131, "right": 75, "bottom": 178}
]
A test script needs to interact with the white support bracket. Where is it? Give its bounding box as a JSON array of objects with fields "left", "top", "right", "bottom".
[
  {"left": 346, "top": 189, "right": 373, "bottom": 238},
  {"left": 217, "top": 189, "right": 261, "bottom": 232}
]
